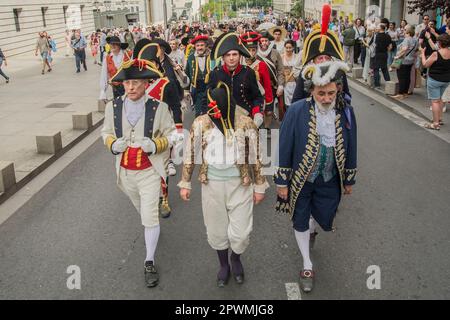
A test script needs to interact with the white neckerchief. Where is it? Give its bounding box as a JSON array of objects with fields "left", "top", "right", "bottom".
[
  {"left": 314, "top": 100, "right": 336, "bottom": 148},
  {"left": 258, "top": 42, "right": 275, "bottom": 58},
  {"left": 124, "top": 96, "right": 145, "bottom": 127}
]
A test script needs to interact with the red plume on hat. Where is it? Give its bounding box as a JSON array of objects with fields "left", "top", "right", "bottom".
[{"left": 319, "top": 4, "right": 332, "bottom": 53}]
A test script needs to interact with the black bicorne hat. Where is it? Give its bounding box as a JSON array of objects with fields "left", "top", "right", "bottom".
[
  {"left": 206, "top": 81, "right": 236, "bottom": 136},
  {"left": 109, "top": 59, "right": 163, "bottom": 82},
  {"left": 211, "top": 32, "right": 250, "bottom": 60},
  {"left": 151, "top": 38, "right": 172, "bottom": 54},
  {"left": 259, "top": 31, "right": 274, "bottom": 41},
  {"left": 133, "top": 39, "right": 161, "bottom": 65}
]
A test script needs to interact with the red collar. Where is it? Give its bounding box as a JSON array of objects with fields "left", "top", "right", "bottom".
[{"left": 222, "top": 63, "right": 243, "bottom": 76}]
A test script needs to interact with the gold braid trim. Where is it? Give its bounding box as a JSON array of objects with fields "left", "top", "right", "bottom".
[
  {"left": 152, "top": 137, "right": 169, "bottom": 154},
  {"left": 105, "top": 136, "right": 116, "bottom": 152}
]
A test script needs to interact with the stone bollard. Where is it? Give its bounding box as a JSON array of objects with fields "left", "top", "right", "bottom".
[
  {"left": 385, "top": 81, "right": 399, "bottom": 95},
  {"left": 72, "top": 112, "right": 93, "bottom": 130},
  {"left": 352, "top": 67, "right": 363, "bottom": 79},
  {"left": 0, "top": 161, "right": 16, "bottom": 193},
  {"left": 98, "top": 100, "right": 107, "bottom": 112},
  {"left": 36, "top": 132, "right": 62, "bottom": 154}
]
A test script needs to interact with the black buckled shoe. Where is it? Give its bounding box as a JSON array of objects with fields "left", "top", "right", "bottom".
[
  {"left": 299, "top": 269, "right": 314, "bottom": 293},
  {"left": 144, "top": 261, "right": 159, "bottom": 288}
]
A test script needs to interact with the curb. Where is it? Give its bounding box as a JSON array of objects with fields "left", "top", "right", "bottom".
[
  {"left": 347, "top": 77, "right": 430, "bottom": 122},
  {"left": 0, "top": 117, "right": 104, "bottom": 206}
]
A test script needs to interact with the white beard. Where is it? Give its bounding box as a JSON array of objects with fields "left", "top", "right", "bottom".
[{"left": 315, "top": 99, "right": 336, "bottom": 114}]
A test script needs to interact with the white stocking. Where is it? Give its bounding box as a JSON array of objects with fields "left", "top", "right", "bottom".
[
  {"left": 294, "top": 230, "right": 313, "bottom": 270},
  {"left": 144, "top": 225, "right": 160, "bottom": 263}
]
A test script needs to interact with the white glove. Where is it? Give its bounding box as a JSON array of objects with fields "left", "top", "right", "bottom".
[
  {"left": 112, "top": 137, "right": 127, "bottom": 153},
  {"left": 253, "top": 113, "right": 264, "bottom": 128},
  {"left": 168, "top": 132, "right": 185, "bottom": 146},
  {"left": 141, "top": 137, "right": 156, "bottom": 154}
]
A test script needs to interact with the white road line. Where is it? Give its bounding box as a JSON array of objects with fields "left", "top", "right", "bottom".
[{"left": 285, "top": 282, "right": 302, "bottom": 300}]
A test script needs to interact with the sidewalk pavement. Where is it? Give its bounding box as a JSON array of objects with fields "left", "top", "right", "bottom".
[
  {"left": 0, "top": 49, "right": 104, "bottom": 193},
  {"left": 349, "top": 63, "right": 450, "bottom": 136}
]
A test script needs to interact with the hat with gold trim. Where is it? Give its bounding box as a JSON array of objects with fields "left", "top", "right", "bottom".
[
  {"left": 109, "top": 58, "right": 163, "bottom": 82},
  {"left": 212, "top": 32, "right": 250, "bottom": 59},
  {"left": 301, "top": 4, "right": 344, "bottom": 65}
]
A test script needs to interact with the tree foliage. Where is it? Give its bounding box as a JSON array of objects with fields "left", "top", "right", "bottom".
[
  {"left": 407, "top": 0, "right": 450, "bottom": 18},
  {"left": 290, "top": 0, "right": 304, "bottom": 18}
]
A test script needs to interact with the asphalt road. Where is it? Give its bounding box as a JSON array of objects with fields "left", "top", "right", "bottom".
[{"left": 0, "top": 88, "right": 449, "bottom": 300}]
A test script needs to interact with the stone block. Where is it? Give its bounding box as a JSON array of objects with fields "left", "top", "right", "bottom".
[
  {"left": 36, "top": 132, "right": 62, "bottom": 154},
  {"left": 72, "top": 112, "right": 93, "bottom": 130},
  {"left": 98, "top": 99, "right": 107, "bottom": 112},
  {"left": 0, "top": 161, "right": 16, "bottom": 193},
  {"left": 385, "top": 81, "right": 399, "bottom": 95},
  {"left": 351, "top": 67, "right": 363, "bottom": 79}
]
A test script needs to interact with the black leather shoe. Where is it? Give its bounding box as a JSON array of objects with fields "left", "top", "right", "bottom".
[{"left": 144, "top": 261, "right": 159, "bottom": 288}]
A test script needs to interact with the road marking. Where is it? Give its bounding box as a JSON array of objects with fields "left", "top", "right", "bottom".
[
  {"left": 349, "top": 80, "right": 450, "bottom": 144},
  {"left": 285, "top": 282, "right": 302, "bottom": 300}
]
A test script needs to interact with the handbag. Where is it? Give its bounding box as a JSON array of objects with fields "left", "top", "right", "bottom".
[{"left": 390, "top": 41, "right": 417, "bottom": 69}]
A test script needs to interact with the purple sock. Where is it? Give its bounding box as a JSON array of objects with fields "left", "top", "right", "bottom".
[
  {"left": 216, "top": 249, "right": 230, "bottom": 280},
  {"left": 230, "top": 251, "right": 244, "bottom": 275}
]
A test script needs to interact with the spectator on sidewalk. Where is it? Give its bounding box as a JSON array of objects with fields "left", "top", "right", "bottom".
[
  {"left": 362, "top": 27, "right": 375, "bottom": 83},
  {"left": 419, "top": 20, "right": 439, "bottom": 77},
  {"left": 438, "top": 17, "right": 450, "bottom": 34},
  {"left": 99, "top": 29, "right": 107, "bottom": 66},
  {"left": 391, "top": 26, "right": 418, "bottom": 99},
  {"left": 353, "top": 18, "right": 366, "bottom": 65},
  {"left": 398, "top": 20, "right": 408, "bottom": 43},
  {"left": 422, "top": 34, "right": 450, "bottom": 130},
  {"left": 0, "top": 47, "right": 10, "bottom": 83},
  {"left": 71, "top": 31, "right": 87, "bottom": 73},
  {"left": 35, "top": 31, "right": 52, "bottom": 75},
  {"left": 371, "top": 24, "right": 392, "bottom": 88},
  {"left": 342, "top": 23, "right": 356, "bottom": 68},
  {"left": 387, "top": 22, "right": 400, "bottom": 70},
  {"left": 46, "top": 34, "right": 56, "bottom": 68},
  {"left": 415, "top": 15, "right": 430, "bottom": 37}
]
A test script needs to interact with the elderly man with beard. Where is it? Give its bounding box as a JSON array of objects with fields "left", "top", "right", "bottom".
[
  {"left": 274, "top": 60, "right": 357, "bottom": 293},
  {"left": 257, "top": 31, "right": 285, "bottom": 132}
]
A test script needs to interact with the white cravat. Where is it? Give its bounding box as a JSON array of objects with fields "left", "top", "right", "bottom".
[
  {"left": 314, "top": 101, "right": 336, "bottom": 148},
  {"left": 124, "top": 96, "right": 145, "bottom": 127}
]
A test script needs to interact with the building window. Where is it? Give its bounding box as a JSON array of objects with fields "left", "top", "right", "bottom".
[
  {"left": 136, "top": 6, "right": 139, "bottom": 12},
  {"left": 13, "top": 8, "right": 21, "bottom": 32},
  {"left": 63, "top": 6, "right": 68, "bottom": 25},
  {"left": 41, "top": 7, "right": 48, "bottom": 27},
  {"left": 80, "top": 5, "right": 85, "bottom": 23},
  {"left": 131, "top": 7, "right": 134, "bottom": 12}
]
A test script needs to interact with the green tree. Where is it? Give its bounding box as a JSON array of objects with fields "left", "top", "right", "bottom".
[
  {"left": 407, "top": 0, "right": 450, "bottom": 17},
  {"left": 290, "top": 0, "right": 304, "bottom": 19}
]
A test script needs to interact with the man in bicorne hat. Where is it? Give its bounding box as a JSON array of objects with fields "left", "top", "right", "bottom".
[
  {"left": 274, "top": 60, "right": 357, "bottom": 293},
  {"left": 132, "top": 39, "right": 184, "bottom": 218},
  {"left": 99, "top": 36, "right": 132, "bottom": 100},
  {"left": 257, "top": 30, "right": 285, "bottom": 132},
  {"left": 208, "top": 32, "right": 264, "bottom": 128},
  {"left": 101, "top": 55, "right": 180, "bottom": 288},
  {"left": 185, "top": 34, "right": 212, "bottom": 117},
  {"left": 240, "top": 31, "right": 274, "bottom": 115},
  {"left": 179, "top": 82, "right": 269, "bottom": 287},
  {"left": 292, "top": 4, "right": 351, "bottom": 104}
]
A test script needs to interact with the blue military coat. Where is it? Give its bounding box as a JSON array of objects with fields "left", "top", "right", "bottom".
[{"left": 274, "top": 97, "right": 357, "bottom": 216}]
